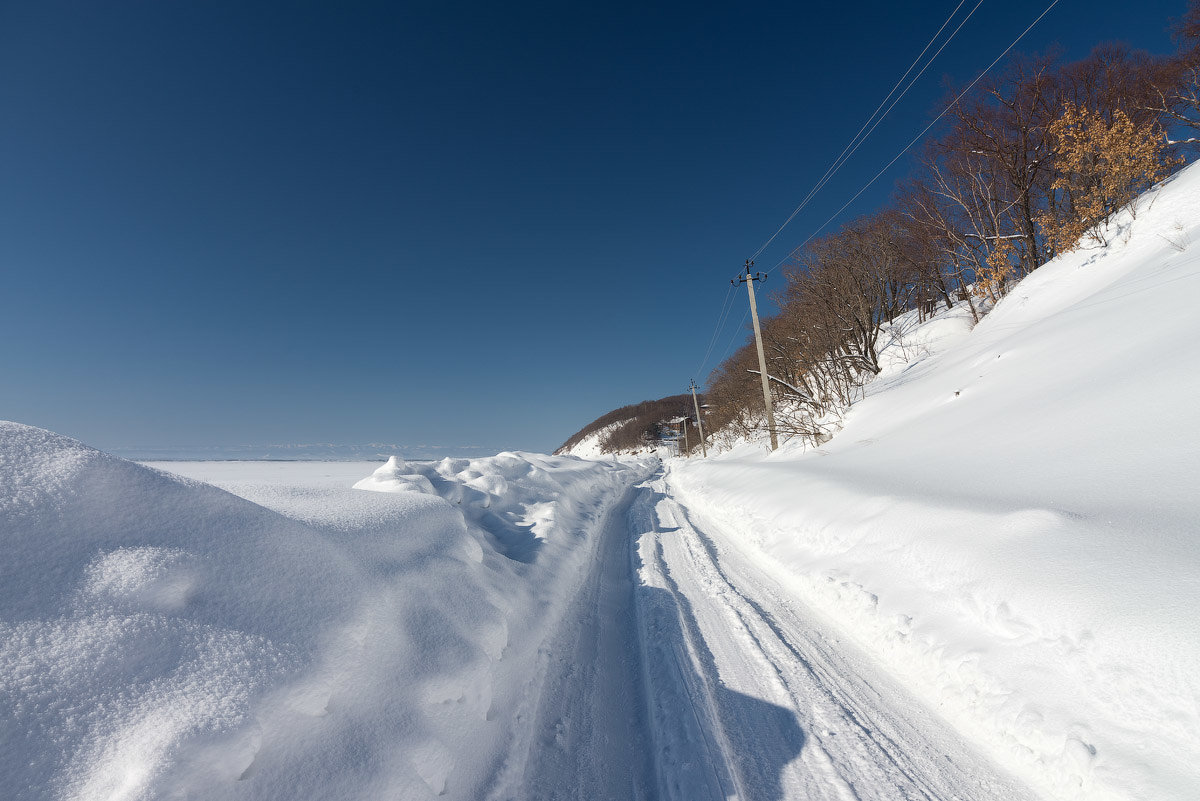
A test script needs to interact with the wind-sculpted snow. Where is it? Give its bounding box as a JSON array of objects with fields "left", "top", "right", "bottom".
[
  {"left": 670, "top": 161, "right": 1200, "bottom": 801},
  {"left": 353, "top": 452, "right": 622, "bottom": 563},
  {"left": 0, "top": 423, "right": 644, "bottom": 800}
]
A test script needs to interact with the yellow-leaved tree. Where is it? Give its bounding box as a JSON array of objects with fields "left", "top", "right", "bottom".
[
  {"left": 1038, "top": 103, "right": 1177, "bottom": 254},
  {"left": 974, "top": 238, "right": 1017, "bottom": 303}
]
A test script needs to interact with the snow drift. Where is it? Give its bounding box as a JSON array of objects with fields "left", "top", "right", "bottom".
[
  {"left": 670, "top": 162, "right": 1200, "bottom": 800},
  {"left": 0, "top": 423, "right": 642, "bottom": 800}
]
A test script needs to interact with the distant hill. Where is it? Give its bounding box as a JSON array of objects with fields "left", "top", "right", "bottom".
[{"left": 555, "top": 395, "right": 697, "bottom": 457}]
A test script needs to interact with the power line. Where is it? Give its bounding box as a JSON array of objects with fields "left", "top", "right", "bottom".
[
  {"left": 748, "top": 0, "right": 983, "bottom": 263},
  {"left": 690, "top": 0, "right": 1062, "bottom": 392},
  {"left": 693, "top": 283, "right": 736, "bottom": 381},
  {"left": 716, "top": 308, "right": 751, "bottom": 368},
  {"left": 693, "top": 0, "right": 985, "bottom": 389},
  {"left": 762, "top": 0, "right": 1063, "bottom": 276}
]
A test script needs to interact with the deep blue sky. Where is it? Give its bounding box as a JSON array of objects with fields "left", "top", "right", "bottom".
[{"left": 0, "top": 0, "right": 1187, "bottom": 455}]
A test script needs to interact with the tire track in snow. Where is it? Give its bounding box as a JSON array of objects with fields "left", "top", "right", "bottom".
[
  {"left": 506, "top": 468, "right": 1037, "bottom": 800},
  {"left": 658, "top": 492, "right": 934, "bottom": 799},
  {"left": 486, "top": 470, "right": 655, "bottom": 801},
  {"left": 653, "top": 470, "right": 1040, "bottom": 801}
]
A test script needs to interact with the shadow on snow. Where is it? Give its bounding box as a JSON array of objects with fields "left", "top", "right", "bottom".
[{"left": 635, "top": 488, "right": 805, "bottom": 801}]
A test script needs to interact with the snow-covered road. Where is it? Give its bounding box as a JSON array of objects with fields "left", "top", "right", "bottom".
[
  {"left": 511, "top": 469, "right": 1036, "bottom": 801},
  {"left": 0, "top": 430, "right": 1041, "bottom": 799}
]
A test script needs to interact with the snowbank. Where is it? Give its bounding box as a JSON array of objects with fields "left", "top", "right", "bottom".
[
  {"left": 670, "top": 162, "right": 1200, "bottom": 801},
  {"left": 352, "top": 451, "right": 640, "bottom": 563},
  {"left": 0, "top": 423, "right": 642, "bottom": 800}
]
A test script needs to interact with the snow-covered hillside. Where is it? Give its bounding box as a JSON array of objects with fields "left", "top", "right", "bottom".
[
  {"left": 0, "top": 426, "right": 644, "bottom": 800},
  {"left": 556, "top": 420, "right": 628, "bottom": 458},
  {"left": 558, "top": 422, "right": 670, "bottom": 459},
  {"left": 670, "top": 161, "right": 1200, "bottom": 800}
]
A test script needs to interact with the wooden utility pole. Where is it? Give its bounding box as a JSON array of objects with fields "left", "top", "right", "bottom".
[
  {"left": 682, "top": 419, "right": 688, "bottom": 457},
  {"left": 689, "top": 379, "right": 707, "bottom": 457},
  {"left": 734, "top": 260, "right": 778, "bottom": 451}
]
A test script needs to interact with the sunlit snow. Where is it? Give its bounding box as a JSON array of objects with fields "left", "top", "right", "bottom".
[{"left": 3, "top": 162, "right": 1200, "bottom": 801}]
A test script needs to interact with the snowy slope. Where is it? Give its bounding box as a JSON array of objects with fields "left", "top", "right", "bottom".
[
  {"left": 556, "top": 420, "right": 627, "bottom": 458},
  {"left": 557, "top": 420, "right": 664, "bottom": 459},
  {"left": 0, "top": 424, "right": 643, "bottom": 800},
  {"left": 669, "top": 162, "right": 1200, "bottom": 801}
]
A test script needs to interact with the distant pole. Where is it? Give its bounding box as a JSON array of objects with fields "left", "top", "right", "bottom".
[
  {"left": 690, "top": 379, "right": 707, "bottom": 457},
  {"left": 734, "top": 260, "right": 778, "bottom": 451},
  {"left": 682, "top": 419, "right": 689, "bottom": 457}
]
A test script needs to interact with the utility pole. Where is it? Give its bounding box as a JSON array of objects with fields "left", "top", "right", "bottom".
[
  {"left": 689, "top": 379, "right": 707, "bottom": 457},
  {"left": 682, "top": 418, "right": 689, "bottom": 457},
  {"left": 734, "top": 260, "right": 778, "bottom": 451}
]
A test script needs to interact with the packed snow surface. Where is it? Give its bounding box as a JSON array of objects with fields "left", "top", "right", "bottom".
[
  {"left": 671, "top": 162, "right": 1200, "bottom": 801},
  {"left": 0, "top": 429, "right": 643, "bottom": 800},
  {"left": 3, "top": 431, "right": 1036, "bottom": 801}
]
